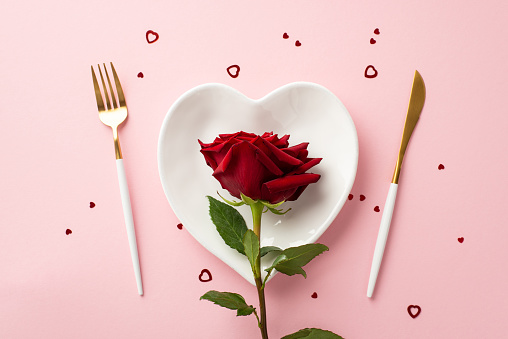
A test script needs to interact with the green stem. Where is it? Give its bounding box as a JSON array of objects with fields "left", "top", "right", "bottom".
[{"left": 250, "top": 202, "right": 268, "bottom": 339}]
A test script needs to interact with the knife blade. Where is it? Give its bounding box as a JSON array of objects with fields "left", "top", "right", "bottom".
[{"left": 367, "top": 70, "right": 426, "bottom": 298}]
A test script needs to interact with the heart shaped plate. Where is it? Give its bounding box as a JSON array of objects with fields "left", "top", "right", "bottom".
[{"left": 158, "top": 82, "right": 358, "bottom": 285}]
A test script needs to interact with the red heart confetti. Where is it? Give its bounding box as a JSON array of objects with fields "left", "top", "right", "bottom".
[
  {"left": 348, "top": 194, "right": 354, "bottom": 200},
  {"left": 407, "top": 305, "right": 421, "bottom": 319},
  {"left": 283, "top": 32, "right": 289, "bottom": 39},
  {"left": 311, "top": 292, "right": 318, "bottom": 299},
  {"left": 438, "top": 164, "right": 445, "bottom": 170},
  {"left": 89, "top": 202, "right": 95, "bottom": 208},
  {"left": 226, "top": 65, "right": 240, "bottom": 78},
  {"left": 374, "top": 206, "right": 380, "bottom": 212},
  {"left": 137, "top": 72, "right": 144, "bottom": 78},
  {"left": 458, "top": 237, "right": 464, "bottom": 243},
  {"left": 66, "top": 229, "right": 72, "bottom": 235},
  {"left": 146, "top": 30, "right": 159, "bottom": 44},
  {"left": 199, "top": 269, "right": 212, "bottom": 282},
  {"left": 177, "top": 223, "right": 183, "bottom": 230},
  {"left": 374, "top": 28, "right": 380, "bottom": 35},
  {"left": 295, "top": 40, "right": 302, "bottom": 47},
  {"left": 359, "top": 194, "right": 366, "bottom": 201},
  {"left": 364, "top": 65, "right": 378, "bottom": 78},
  {"left": 370, "top": 38, "right": 376, "bottom": 44}
]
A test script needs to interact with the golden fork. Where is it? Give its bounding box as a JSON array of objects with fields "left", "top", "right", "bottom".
[{"left": 91, "top": 63, "right": 143, "bottom": 295}]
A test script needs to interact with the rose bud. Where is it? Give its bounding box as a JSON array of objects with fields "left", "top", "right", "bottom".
[{"left": 199, "top": 131, "right": 321, "bottom": 204}]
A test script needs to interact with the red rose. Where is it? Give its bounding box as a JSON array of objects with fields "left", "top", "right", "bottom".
[{"left": 199, "top": 131, "right": 322, "bottom": 204}]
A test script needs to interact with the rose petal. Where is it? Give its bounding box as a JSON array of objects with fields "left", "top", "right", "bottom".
[
  {"left": 200, "top": 137, "right": 242, "bottom": 170},
  {"left": 263, "top": 173, "right": 321, "bottom": 194},
  {"left": 254, "top": 148, "right": 284, "bottom": 176},
  {"left": 274, "top": 134, "right": 290, "bottom": 148},
  {"left": 287, "top": 184, "right": 309, "bottom": 201},
  {"left": 213, "top": 141, "right": 279, "bottom": 200},
  {"left": 254, "top": 137, "right": 303, "bottom": 171},
  {"left": 282, "top": 142, "right": 309, "bottom": 154},
  {"left": 261, "top": 187, "right": 298, "bottom": 204},
  {"left": 288, "top": 158, "right": 322, "bottom": 175},
  {"left": 220, "top": 131, "right": 257, "bottom": 141}
]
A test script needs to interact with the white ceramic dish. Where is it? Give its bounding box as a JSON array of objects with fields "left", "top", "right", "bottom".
[{"left": 158, "top": 82, "right": 358, "bottom": 285}]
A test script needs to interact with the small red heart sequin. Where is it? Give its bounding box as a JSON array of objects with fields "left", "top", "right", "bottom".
[
  {"left": 146, "top": 30, "right": 159, "bottom": 44},
  {"left": 407, "top": 305, "right": 421, "bottom": 318},
  {"left": 295, "top": 40, "right": 301, "bottom": 47},
  {"left": 66, "top": 229, "right": 72, "bottom": 235},
  {"left": 137, "top": 72, "right": 144, "bottom": 78},
  {"left": 89, "top": 202, "right": 95, "bottom": 208},
  {"left": 370, "top": 38, "right": 376, "bottom": 44},
  {"left": 458, "top": 237, "right": 464, "bottom": 243},
  {"left": 177, "top": 223, "right": 183, "bottom": 230},
  {"left": 311, "top": 292, "right": 318, "bottom": 299},
  {"left": 374, "top": 206, "right": 380, "bottom": 212},
  {"left": 283, "top": 32, "right": 289, "bottom": 39},
  {"left": 374, "top": 28, "right": 380, "bottom": 35},
  {"left": 199, "top": 269, "right": 212, "bottom": 282},
  {"left": 348, "top": 194, "right": 354, "bottom": 200},
  {"left": 438, "top": 164, "right": 445, "bottom": 170},
  {"left": 226, "top": 65, "right": 240, "bottom": 78},
  {"left": 364, "top": 65, "right": 378, "bottom": 79},
  {"left": 359, "top": 195, "right": 366, "bottom": 201}
]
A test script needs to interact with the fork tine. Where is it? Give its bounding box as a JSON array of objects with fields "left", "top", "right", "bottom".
[
  {"left": 110, "top": 63, "right": 126, "bottom": 107},
  {"left": 103, "top": 63, "right": 118, "bottom": 109},
  {"left": 97, "top": 64, "right": 112, "bottom": 110},
  {"left": 91, "top": 66, "right": 105, "bottom": 112}
]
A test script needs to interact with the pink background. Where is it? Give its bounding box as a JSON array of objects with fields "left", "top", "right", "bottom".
[{"left": 1, "top": 1, "right": 508, "bottom": 338}]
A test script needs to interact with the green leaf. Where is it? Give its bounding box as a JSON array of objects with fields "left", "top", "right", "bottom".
[
  {"left": 266, "top": 244, "right": 328, "bottom": 278},
  {"left": 240, "top": 192, "right": 258, "bottom": 205},
  {"left": 260, "top": 246, "right": 283, "bottom": 258},
  {"left": 217, "top": 192, "right": 245, "bottom": 206},
  {"left": 207, "top": 196, "right": 248, "bottom": 254},
  {"left": 265, "top": 253, "right": 288, "bottom": 273},
  {"left": 260, "top": 200, "right": 285, "bottom": 209},
  {"left": 200, "top": 290, "right": 256, "bottom": 317},
  {"left": 243, "top": 229, "right": 260, "bottom": 275},
  {"left": 267, "top": 206, "right": 292, "bottom": 215},
  {"left": 281, "top": 328, "right": 344, "bottom": 339}
]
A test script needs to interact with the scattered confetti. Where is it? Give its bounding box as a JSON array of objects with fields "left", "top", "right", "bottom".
[
  {"left": 374, "top": 206, "right": 380, "bottom": 212},
  {"left": 311, "top": 292, "right": 318, "bottom": 299},
  {"left": 177, "top": 223, "right": 183, "bottom": 230},
  {"left": 364, "top": 65, "right": 378, "bottom": 79},
  {"left": 65, "top": 229, "right": 72, "bottom": 235},
  {"left": 295, "top": 40, "right": 301, "bottom": 47},
  {"left": 359, "top": 195, "right": 366, "bottom": 201},
  {"left": 226, "top": 65, "right": 240, "bottom": 78},
  {"left": 89, "top": 202, "right": 95, "bottom": 208},
  {"left": 370, "top": 38, "right": 376, "bottom": 44},
  {"left": 374, "top": 28, "right": 380, "bottom": 35},
  {"left": 137, "top": 72, "right": 144, "bottom": 78},
  {"left": 146, "top": 30, "right": 159, "bottom": 44},
  {"left": 283, "top": 32, "right": 289, "bottom": 39},
  {"left": 348, "top": 194, "right": 354, "bottom": 200},
  {"left": 199, "top": 269, "right": 213, "bottom": 282},
  {"left": 458, "top": 237, "right": 464, "bottom": 243},
  {"left": 438, "top": 164, "right": 445, "bottom": 170},
  {"left": 407, "top": 305, "right": 421, "bottom": 319}
]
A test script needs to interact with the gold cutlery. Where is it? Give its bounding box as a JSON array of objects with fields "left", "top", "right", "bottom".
[
  {"left": 91, "top": 62, "right": 143, "bottom": 295},
  {"left": 367, "top": 70, "right": 426, "bottom": 298}
]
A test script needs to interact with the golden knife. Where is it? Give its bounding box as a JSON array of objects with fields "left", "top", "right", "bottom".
[{"left": 367, "top": 70, "right": 426, "bottom": 298}]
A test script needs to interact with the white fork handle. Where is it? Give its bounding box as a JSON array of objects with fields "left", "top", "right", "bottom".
[
  {"left": 367, "top": 183, "right": 398, "bottom": 298},
  {"left": 116, "top": 159, "right": 143, "bottom": 296}
]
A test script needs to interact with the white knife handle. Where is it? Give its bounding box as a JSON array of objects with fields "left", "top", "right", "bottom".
[
  {"left": 116, "top": 159, "right": 143, "bottom": 296},
  {"left": 367, "top": 183, "right": 398, "bottom": 298}
]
